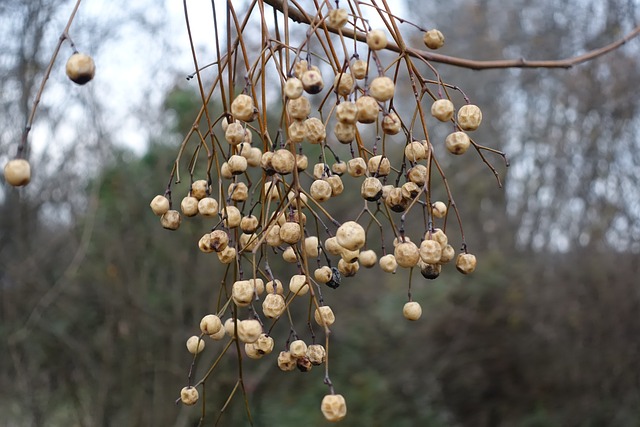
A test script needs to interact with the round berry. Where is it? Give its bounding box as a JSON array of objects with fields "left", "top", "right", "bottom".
[
  {"left": 394, "top": 241, "right": 420, "bottom": 268},
  {"left": 431, "top": 99, "right": 454, "bottom": 121},
  {"left": 334, "top": 122, "right": 356, "bottom": 144},
  {"left": 423, "top": 29, "right": 445, "bottom": 49},
  {"left": 432, "top": 201, "right": 447, "bottom": 218},
  {"left": 150, "top": 195, "right": 170, "bottom": 216},
  {"left": 186, "top": 336, "right": 205, "bottom": 354},
  {"left": 327, "top": 8, "right": 349, "bottom": 28},
  {"left": 180, "top": 386, "right": 199, "bottom": 406},
  {"left": 347, "top": 157, "right": 367, "bottom": 177},
  {"left": 358, "top": 249, "right": 378, "bottom": 268},
  {"left": 301, "top": 69, "right": 324, "bottom": 94},
  {"left": 403, "top": 301, "right": 422, "bottom": 321},
  {"left": 333, "top": 72, "right": 354, "bottom": 97},
  {"left": 361, "top": 177, "right": 383, "bottom": 201},
  {"left": 369, "top": 76, "right": 395, "bottom": 102},
  {"left": 284, "top": 77, "right": 303, "bottom": 99},
  {"left": 200, "top": 314, "right": 222, "bottom": 335},
  {"left": 314, "top": 305, "right": 335, "bottom": 327},
  {"left": 351, "top": 59, "right": 368, "bottom": 79},
  {"left": 314, "top": 266, "right": 333, "bottom": 283},
  {"left": 355, "top": 96, "right": 379, "bottom": 123},
  {"left": 160, "top": 210, "right": 181, "bottom": 230},
  {"left": 382, "top": 112, "right": 402, "bottom": 135},
  {"left": 445, "top": 131, "right": 471, "bottom": 155},
  {"left": 237, "top": 319, "right": 262, "bottom": 343},
  {"left": 65, "top": 53, "right": 95, "bottom": 85},
  {"left": 263, "top": 293, "right": 286, "bottom": 318},
  {"left": 336, "top": 221, "right": 366, "bottom": 251},
  {"left": 232, "top": 280, "right": 255, "bottom": 306},
  {"left": 289, "top": 339, "right": 307, "bottom": 358},
  {"left": 367, "top": 155, "right": 391, "bottom": 176},
  {"left": 379, "top": 254, "right": 397, "bottom": 273},
  {"left": 457, "top": 104, "right": 483, "bottom": 131},
  {"left": 305, "top": 118, "right": 326, "bottom": 144},
  {"left": 456, "top": 253, "right": 477, "bottom": 274},
  {"left": 231, "top": 94, "right": 255, "bottom": 122},
  {"left": 367, "top": 29, "right": 387, "bottom": 50},
  {"left": 336, "top": 101, "right": 358, "bottom": 124},
  {"left": 307, "top": 344, "right": 326, "bottom": 365},
  {"left": 321, "top": 394, "right": 347, "bottom": 422}
]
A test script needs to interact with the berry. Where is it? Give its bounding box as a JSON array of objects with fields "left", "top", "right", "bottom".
[
  {"left": 232, "top": 280, "right": 255, "bottom": 306},
  {"left": 225, "top": 122, "right": 245, "bottom": 145},
  {"left": 333, "top": 72, "right": 354, "bottom": 97},
  {"left": 254, "top": 334, "right": 274, "bottom": 354},
  {"left": 369, "top": 76, "right": 395, "bottom": 102},
  {"left": 321, "top": 394, "right": 347, "bottom": 422},
  {"left": 403, "top": 301, "right": 422, "bottom": 321},
  {"left": 336, "top": 221, "right": 366, "bottom": 251},
  {"left": 456, "top": 253, "right": 477, "bottom": 274},
  {"left": 217, "top": 246, "right": 237, "bottom": 264},
  {"left": 150, "top": 195, "right": 170, "bottom": 216},
  {"left": 310, "top": 179, "right": 332, "bottom": 202},
  {"left": 358, "top": 249, "right": 378, "bottom": 268},
  {"left": 457, "top": 104, "right": 483, "bottom": 131},
  {"left": 355, "top": 96, "right": 379, "bottom": 123},
  {"left": 327, "top": 8, "right": 349, "bottom": 28},
  {"left": 237, "top": 319, "right": 262, "bottom": 343},
  {"left": 432, "top": 201, "right": 447, "bottom": 218},
  {"left": 181, "top": 196, "right": 199, "bottom": 217},
  {"left": 301, "top": 69, "right": 324, "bottom": 94},
  {"left": 440, "top": 244, "right": 455, "bottom": 263},
  {"left": 65, "top": 53, "right": 95, "bottom": 85},
  {"left": 3, "top": 159, "right": 31, "bottom": 187},
  {"left": 191, "top": 180, "right": 209, "bottom": 200},
  {"left": 347, "top": 157, "right": 367, "bottom": 177},
  {"left": 228, "top": 155, "right": 248, "bottom": 175},
  {"left": 279, "top": 221, "right": 302, "bottom": 244},
  {"left": 334, "top": 122, "right": 356, "bottom": 144},
  {"left": 307, "top": 344, "right": 326, "bottom": 365},
  {"left": 367, "top": 29, "right": 388, "bottom": 50},
  {"left": 277, "top": 351, "right": 297, "bottom": 371},
  {"left": 382, "top": 112, "right": 402, "bottom": 135},
  {"left": 231, "top": 94, "right": 255, "bottom": 122},
  {"left": 221, "top": 206, "right": 242, "bottom": 228},
  {"left": 289, "top": 274, "right": 309, "bottom": 296},
  {"left": 361, "top": 177, "right": 383, "bottom": 201},
  {"left": 289, "top": 339, "right": 308, "bottom": 358},
  {"left": 367, "top": 155, "right": 391, "bottom": 176},
  {"left": 271, "top": 149, "right": 296, "bottom": 175},
  {"left": 180, "top": 386, "right": 199, "bottom": 406},
  {"left": 160, "top": 210, "right": 181, "bottom": 230},
  {"left": 404, "top": 141, "right": 426, "bottom": 162},
  {"left": 379, "top": 254, "right": 398, "bottom": 273},
  {"left": 336, "top": 101, "right": 358, "bottom": 124},
  {"left": 423, "top": 29, "right": 445, "bottom": 49},
  {"left": 326, "top": 175, "right": 344, "bottom": 196},
  {"left": 394, "top": 241, "right": 420, "bottom": 268},
  {"left": 338, "top": 258, "right": 359, "bottom": 277},
  {"left": 209, "top": 230, "right": 229, "bottom": 252},
  {"left": 200, "top": 314, "right": 222, "bottom": 335},
  {"left": 186, "top": 336, "right": 205, "bottom": 354},
  {"left": 287, "top": 96, "right": 311, "bottom": 120},
  {"left": 263, "top": 293, "right": 286, "bottom": 318},
  {"left": 314, "top": 266, "right": 333, "bottom": 283},
  {"left": 445, "top": 131, "right": 471, "bottom": 155},
  {"left": 419, "top": 261, "right": 441, "bottom": 279},
  {"left": 305, "top": 117, "right": 326, "bottom": 144},
  {"left": 284, "top": 77, "right": 303, "bottom": 99},
  {"left": 419, "top": 239, "right": 442, "bottom": 264},
  {"left": 351, "top": 59, "right": 368, "bottom": 79},
  {"left": 314, "top": 305, "right": 335, "bottom": 327},
  {"left": 431, "top": 99, "right": 454, "bottom": 121},
  {"left": 198, "top": 197, "right": 218, "bottom": 217}
]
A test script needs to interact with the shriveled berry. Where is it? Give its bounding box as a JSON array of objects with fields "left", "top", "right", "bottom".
[
  {"left": 237, "top": 319, "right": 262, "bottom": 343},
  {"left": 327, "top": 175, "right": 344, "bottom": 197},
  {"left": 327, "top": 8, "right": 349, "bottom": 28},
  {"left": 314, "top": 266, "right": 333, "bottom": 283},
  {"left": 367, "top": 155, "right": 391, "bottom": 176},
  {"left": 456, "top": 253, "right": 477, "bottom": 274},
  {"left": 310, "top": 179, "right": 332, "bottom": 202},
  {"left": 305, "top": 117, "right": 326, "bottom": 144},
  {"left": 333, "top": 72, "right": 354, "bottom": 97},
  {"left": 423, "top": 29, "right": 445, "bottom": 49},
  {"left": 284, "top": 77, "right": 303, "bottom": 99},
  {"left": 457, "top": 104, "right": 482, "bottom": 131},
  {"left": 403, "top": 301, "right": 422, "bottom": 321},
  {"left": 336, "top": 221, "right": 366, "bottom": 251},
  {"left": 404, "top": 141, "right": 426, "bottom": 162},
  {"left": 254, "top": 334, "right": 274, "bottom": 354},
  {"left": 334, "top": 122, "right": 357, "bottom": 144},
  {"left": 355, "top": 96, "right": 379, "bottom": 123},
  {"left": 361, "top": 177, "right": 383, "bottom": 201},
  {"left": 180, "top": 386, "right": 199, "bottom": 406},
  {"left": 200, "top": 314, "right": 222, "bottom": 335},
  {"left": 379, "top": 254, "right": 397, "bottom": 272},
  {"left": 287, "top": 96, "right": 310, "bottom": 120},
  {"left": 216, "top": 246, "right": 237, "bottom": 264},
  {"left": 232, "top": 280, "right": 255, "bottom": 306},
  {"left": 419, "top": 261, "right": 441, "bottom": 279},
  {"left": 336, "top": 101, "right": 358, "bottom": 124},
  {"left": 440, "top": 244, "right": 455, "bottom": 263},
  {"left": 161, "top": 210, "right": 181, "bottom": 230},
  {"left": 289, "top": 339, "right": 307, "bottom": 358},
  {"left": 394, "top": 241, "right": 420, "bottom": 268},
  {"left": 369, "top": 76, "right": 395, "bottom": 102},
  {"left": 367, "top": 29, "right": 387, "bottom": 50},
  {"left": 321, "top": 394, "right": 347, "bottom": 422},
  {"left": 431, "top": 99, "right": 454, "bottom": 121},
  {"left": 419, "top": 239, "right": 442, "bottom": 264},
  {"left": 301, "top": 69, "right": 324, "bottom": 94},
  {"left": 263, "top": 293, "right": 286, "bottom": 318},
  {"left": 289, "top": 274, "right": 309, "bottom": 296},
  {"left": 277, "top": 351, "right": 297, "bottom": 371},
  {"left": 225, "top": 122, "right": 245, "bottom": 145},
  {"left": 150, "top": 195, "right": 170, "bottom": 216},
  {"left": 445, "top": 131, "right": 471, "bottom": 155},
  {"left": 271, "top": 149, "right": 296, "bottom": 175},
  {"left": 358, "top": 249, "right": 378, "bottom": 268},
  {"left": 209, "top": 230, "right": 229, "bottom": 252},
  {"left": 221, "top": 206, "right": 242, "bottom": 228},
  {"left": 231, "top": 94, "right": 255, "bottom": 122},
  {"left": 314, "top": 305, "right": 335, "bottom": 326},
  {"left": 351, "top": 59, "right": 368, "bottom": 79},
  {"left": 347, "top": 157, "right": 367, "bottom": 177},
  {"left": 181, "top": 196, "right": 199, "bottom": 217},
  {"left": 307, "top": 344, "right": 326, "bottom": 365},
  {"left": 382, "top": 112, "right": 402, "bottom": 135},
  {"left": 432, "top": 201, "right": 447, "bottom": 218},
  {"left": 338, "top": 258, "right": 359, "bottom": 277}
]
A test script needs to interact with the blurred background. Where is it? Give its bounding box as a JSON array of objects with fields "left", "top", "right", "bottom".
[{"left": 1, "top": 0, "right": 640, "bottom": 426}]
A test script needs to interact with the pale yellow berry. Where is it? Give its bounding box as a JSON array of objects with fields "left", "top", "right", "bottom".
[
  {"left": 225, "top": 122, "right": 245, "bottom": 145},
  {"left": 361, "top": 177, "right": 383, "bottom": 201},
  {"left": 431, "top": 99, "right": 454, "bottom": 121},
  {"left": 284, "top": 77, "right": 303, "bottom": 99},
  {"left": 240, "top": 215, "right": 259, "bottom": 233},
  {"left": 265, "top": 224, "right": 283, "bottom": 247},
  {"left": 265, "top": 279, "right": 283, "bottom": 295},
  {"left": 382, "top": 184, "right": 394, "bottom": 200},
  {"left": 304, "top": 236, "right": 320, "bottom": 257},
  {"left": 228, "top": 154, "right": 248, "bottom": 175},
  {"left": 296, "top": 154, "right": 309, "bottom": 171},
  {"left": 336, "top": 221, "right": 366, "bottom": 251},
  {"left": 271, "top": 149, "right": 296, "bottom": 175},
  {"left": 394, "top": 241, "right": 420, "bottom": 268},
  {"left": 198, "top": 197, "right": 218, "bottom": 217},
  {"left": 287, "top": 191, "right": 308, "bottom": 208},
  {"left": 405, "top": 141, "right": 427, "bottom": 162},
  {"left": 407, "top": 165, "right": 427, "bottom": 186},
  {"left": 209, "top": 230, "right": 229, "bottom": 252},
  {"left": 220, "top": 162, "right": 233, "bottom": 179},
  {"left": 338, "top": 258, "right": 359, "bottom": 277},
  {"left": 200, "top": 314, "right": 222, "bottom": 335},
  {"left": 423, "top": 28, "right": 445, "bottom": 49},
  {"left": 419, "top": 239, "right": 442, "bottom": 264},
  {"left": 277, "top": 351, "right": 297, "bottom": 371},
  {"left": 263, "top": 293, "right": 286, "bottom": 318},
  {"left": 255, "top": 334, "right": 274, "bottom": 354},
  {"left": 369, "top": 76, "right": 395, "bottom": 102},
  {"left": 245, "top": 343, "right": 263, "bottom": 359},
  {"left": 456, "top": 253, "right": 477, "bottom": 274},
  {"left": 347, "top": 157, "right": 367, "bottom": 177},
  {"left": 440, "top": 244, "right": 455, "bottom": 263},
  {"left": 393, "top": 236, "right": 412, "bottom": 247},
  {"left": 330, "top": 72, "right": 352, "bottom": 98},
  {"left": 288, "top": 120, "right": 307, "bottom": 143},
  {"left": 432, "top": 201, "right": 447, "bottom": 218},
  {"left": 334, "top": 121, "right": 357, "bottom": 144},
  {"left": 160, "top": 210, "right": 182, "bottom": 230},
  {"left": 355, "top": 96, "right": 379, "bottom": 123},
  {"left": 190, "top": 180, "right": 208, "bottom": 200},
  {"left": 246, "top": 147, "right": 263, "bottom": 167},
  {"left": 208, "top": 327, "right": 227, "bottom": 340},
  {"left": 179, "top": 196, "right": 198, "bottom": 217},
  {"left": 367, "top": 29, "right": 387, "bottom": 50},
  {"left": 321, "top": 394, "right": 347, "bottom": 422},
  {"left": 180, "top": 386, "right": 199, "bottom": 406},
  {"left": 314, "top": 266, "right": 333, "bottom": 283},
  {"left": 403, "top": 301, "right": 422, "bottom": 321},
  {"left": 327, "top": 8, "right": 349, "bottom": 28},
  {"left": 65, "top": 53, "right": 95, "bottom": 85},
  {"left": 287, "top": 96, "right": 311, "bottom": 120},
  {"left": 293, "top": 60, "right": 308, "bottom": 79},
  {"left": 379, "top": 254, "right": 398, "bottom": 273},
  {"left": 310, "top": 179, "right": 332, "bottom": 202},
  {"left": 289, "top": 339, "right": 308, "bottom": 358},
  {"left": 332, "top": 161, "right": 347, "bottom": 175},
  {"left": 289, "top": 274, "right": 309, "bottom": 296},
  {"left": 221, "top": 206, "right": 242, "bottom": 228},
  {"left": 305, "top": 118, "right": 326, "bottom": 144},
  {"left": 186, "top": 336, "right": 205, "bottom": 354},
  {"left": 279, "top": 221, "right": 302, "bottom": 244},
  {"left": 301, "top": 69, "right": 324, "bottom": 94},
  {"left": 385, "top": 187, "right": 408, "bottom": 212},
  {"left": 324, "top": 236, "right": 343, "bottom": 256},
  {"left": 237, "top": 319, "right": 262, "bottom": 343},
  {"left": 232, "top": 280, "right": 255, "bottom": 306},
  {"left": 229, "top": 182, "right": 248, "bottom": 202},
  {"left": 282, "top": 246, "right": 298, "bottom": 263},
  {"left": 457, "top": 104, "right": 482, "bottom": 131},
  {"left": 382, "top": 112, "right": 402, "bottom": 135},
  {"left": 354, "top": 250, "right": 375, "bottom": 268},
  {"left": 307, "top": 344, "right": 326, "bottom": 365},
  {"left": 198, "top": 234, "right": 214, "bottom": 253},
  {"left": 224, "top": 318, "right": 237, "bottom": 338},
  {"left": 336, "top": 101, "right": 358, "bottom": 124},
  {"left": 445, "top": 131, "right": 471, "bottom": 155},
  {"left": 231, "top": 94, "right": 255, "bottom": 122},
  {"left": 150, "top": 195, "right": 170, "bottom": 216},
  {"left": 314, "top": 305, "right": 335, "bottom": 326},
  {"left": 367, "top": 155, "right": 391, "bottom": 176},
  {"left": 428, "top": 228, "right": 448, "bottom": 247},
  {"left": 250, "top": 278, "right": 265, "bottom": 295},
  {"left": 326, "top": 175, "right": 344, "bottom": 197},
  {"left": 401, "top": 182, "right": 421, "bottom": 200},
  {"left": 263, "top": 181, "right": 280, "bottom": 201},
  {"left": 351, "top": 59, "right": 368, "bottom": 79},
  {"left": 216, "top": 246, "right": 237, "bottom": 264}
]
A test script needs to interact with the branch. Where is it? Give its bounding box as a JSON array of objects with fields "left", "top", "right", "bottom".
[{"left": 263, "top": 0, "right": 640, "bottom": 70}]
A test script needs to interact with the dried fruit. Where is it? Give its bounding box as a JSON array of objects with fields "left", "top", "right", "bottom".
[
  {"left": 333, "top": 72, "right": 354, "bottom": 97},
  {"left": 403, "top": 301, "right": 422, "bottom": 321},
  {"left": 369, "top": 76, "right": 395, "bottom": 102},
  {"left": 334, "top": 121, "right": 357, "bottom": 144},
  {"left": 351, "top": 59, "right": 368, "bottom": 79},
  {"left": 310, "top": 179, "right": 332, "bottom": 202},
  {"left": 289, "top": 274, "right": 309, "bottom": 296},
  {"left": 423, "top": 29, "right": 445, "bottom": 49},
  {"left": 232, "top": 280, "right": 255, "bottom": 306},
  {"left": 432, "top": 201, "right": 447, "bottom": 218},
  {"left": 200, "top": 314, "right": 222, "bottom": 335},
  {"left": 445, "top": 131, "right": 471, "bottom": 155},
  {"left": 431, "top": 99, "right": 454, "bottom": 121},
  {"left": 355, "top": 96, "right": 379, "bottom": 123},
  {"left": 456, "top": 252, "right": 477, "bottom": 274},
  {"left": 307, "top": 344, "right": 326, "bottom": 365},
  {"left": 336, "top": 101, "right": 358, "bottom": 124},
  {"left": 65, "top": 53, "right": 95, "bottom": 85},
  {"left": 305, "top": 117, "right": 326, "bottom": 144},
  {"left": 150, "top": 195, "right": 170, "bottom": 216},
  {"left": 314, "top": 305, "right": 335, "bottom": 327},
  {"left": 382, "top": 112, "right": 402, "bottom": 134},
  {"left": 284, "top": 77, "right": 303, "bottom": 99},
  {"left": 161, "top": 210, "right": 181, "bottom": 230},
  {"left": 367, "top": 29, "right": 388, "bottom": 50},
  {"left": 457, "top": 104, "right": 482, "bottom": 131},
  {"left": 231, "top": 94, "right": 255, "bottom": 122},
  {"left": 287, "top": 96, "right": 311, "bottom": 120},
  {"left": 336, "top": 221, "right": 366, "bottom": 251},
  {"left": 301, "top": 69, "right": 324, "bottom": 94},
  {"left": 237, "top": 319, "right": 262, "bottom": 343},
  {"left": 358, "top": 249, "right": 378, "bottom": 268},
  {"left": 394, "top": 241, "right": 420, "bottom": 268},
  {"left": 263, "top": 293, "right": 286, "bottom": 318},
  {"left": 180, "top": 386, "right": 199, "bottom": 406},
  {"left": 277, "top": 351, "right": 297, "bottom": 371},
  {"left": 327, "top": 8, "right": 349, "bottom": 28},
  {"left": 347, "top": 157, "right": 367, "bottom": 177},
  {"left": 186, "top": 336, "right": 205, "bottom": 354},
  {"left": 290, "top": 339, "right": 308, "bottom": 358},
  {"left": 181, "top": 196, "right": 199, "bottom": 217},
  {"left": 367, "top": 155, "right": 391, "bottom": 176},
  {"left": 321, "top": 394, "right": 347, "bottom": 422},
  {"left": 419, "top": 239, "right": 442, "bottom": 264}
]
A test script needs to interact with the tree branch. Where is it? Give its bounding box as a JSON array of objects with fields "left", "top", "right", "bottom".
[{"left": 263, "top": 0, "right": 640, "bottom": 70}]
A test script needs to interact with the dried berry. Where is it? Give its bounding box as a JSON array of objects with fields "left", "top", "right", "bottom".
[
  {"left": 336, "top": 221, "right": 366, "bottom": 251},
  {"left": 161, "top": 210, "right": 181, "bottom": 230},
  {"left": 301, "top": 69, "right": 324, "bottom": 94},
  {"left": 181, "top": 196, "right": 199, "bottom": 217},
  {"left": 333, "top": 72, "right": 354, "bottom": 96},
  {"left": 456, "top": 252, "right": 477, "bottom": 274},
  {"left": 314, "top": 305, "right": 336, "bottom": 326},
  {"left": 351, "top": 59, "right": 368, "bottom": 79},
  {"left": 445, "top": 131, "right": 471, "bottom": 155},
  {"left": 65, "top": 53, "right": 95, "bottom": 85},
  {"left": 180, "top": 386, "right": 199, "bottom": 406},
  {"left": 327, "top": 8, "right": 349, "bottom": 28},
  {"left": 367, "top": 155, "right": 391, "bottom": 176},
  {"left": 403, "top": 301, "right": 422, "bottom": 321},
  {"left": 284, "top": 77, "right": 303, "bottom": 99},
  {"left": 369, "top": 76, "right": 395, "bottom": 102},
  {"left": 431, "top": 99, "right": 454, "bottom": 121},
  {"left": 321, "top": 394, "right": 347, "bottom": 422},
  {"left": 186, "top": 336, "right": 205, "bottom": 354},
  {"left": 394, "top": 241, "right": 420, "bottom": 268},
  {"left": 150, "top": 195, "right": 170, "bottom": 216},
  {"left": 263, "top": 293, "right": 286, "bottom": 318},
  {"left": 367, "top": 29, "right": 388, "bottom": 50},
  {"left": 200, "top": 314, "right": 222, "bottom": 335},
  {"left": 231, "top": 94, "right": 255, "bottom": 122},
  {"left": 457, "top": 104, "right": 482, "bottom": 131},
  {"left": 355, "top": 96, "right": 379, "bottom": 123}
]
